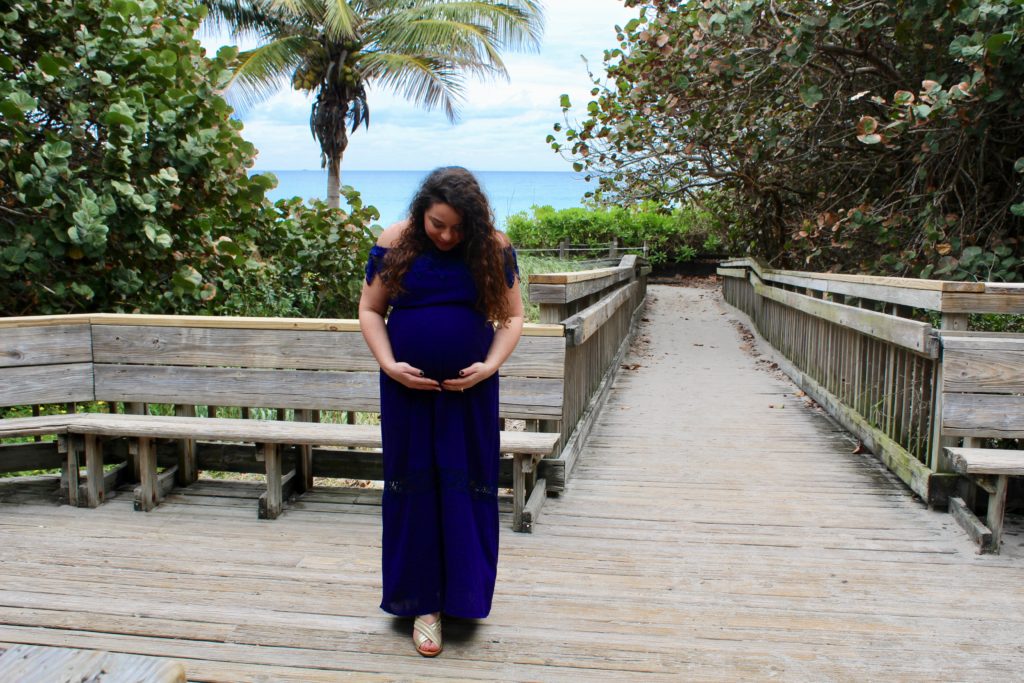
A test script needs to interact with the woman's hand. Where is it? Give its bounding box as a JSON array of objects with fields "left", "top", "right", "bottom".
[
  {"left": 384, "top": 362, "right": 441, "bottom": 391},
  {"left": 441, "top": 362, "right": 497, "bottom": 393}
]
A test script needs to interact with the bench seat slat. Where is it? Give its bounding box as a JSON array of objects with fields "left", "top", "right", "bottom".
[
  {"left": 63, "top": 413, "right": 559, "bottom": 454},
  {"left": 944, "top": 447, "right": 1024, "bottom": 476},
  {"left": 0, "top": 415, "right": 77, "bottom": 438}
]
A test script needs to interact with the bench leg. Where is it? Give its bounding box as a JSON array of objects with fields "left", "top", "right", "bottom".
[
  {"left": 174, "top": 404, "right": 197, "bottom": 486},
  {"left": 986, "top": 475, "right": 1009, "bottom": 554},
  {"left": 84, "top": 434, "right": 104, "bottom": 508},
  {"left": 512, "top": 454, "right": 527, "bottom": 532},
  {"left": 295, "top": 409, "right": 316, "bottom": 494},
  {"left": 59, "top": 435, "right": 80, "bottom": 507},
  {"left": 259, "top": 443, "right": 283, "bottom": 520},
  {"left": 134, "top": 437, "right": 159, "bottom": 512}
]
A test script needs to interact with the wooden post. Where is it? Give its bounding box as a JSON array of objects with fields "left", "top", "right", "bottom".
[
  {"left": 174, "top": 404, "right": 197, "bottom": 486},
  {"left": 260, "top": 443, "right": 282, "bottom": 520},
  {"left": 558, "top": 238, "right": 569, "bottom": 260},
  {"left": 84, "top": 434, "right": 104, "bottom": 508},
  {"left": 987, "top": 475, "right": 1009, "bottom": 554},
  {"left": 512, "top": 453, "right": 527, "bottom": 532},
  {"left": 60, "top": 435, "right": 80, "bottom": 507},
  {"left": 295, "top": 409, "right": 316, "bottom": 493},
  {"left": 134, "top": 437, "right": 158, "bottom": 512},
  {"left": 609, "top": 237, "right": 618, "bottom": 259},
  {"left": 125, "top": 401, "right": 145, "bottom": 482},
  {"left": 941, "top": 313, "right": 969, "bottom": 332}
]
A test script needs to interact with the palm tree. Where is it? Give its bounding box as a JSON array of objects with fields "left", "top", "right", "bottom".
[{"left": 202, "top": 0, "right": 545, "bottom": 208}]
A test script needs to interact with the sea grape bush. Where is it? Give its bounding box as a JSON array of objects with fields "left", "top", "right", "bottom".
[
  {"left": 506, "top": 199, "right": 731, "bottom": 264},
  {"left": 554, "top": 0, "right": 1024, "bottom": 281},
  {"left": 0, "top": 0, "right": 376, "bottom": 317}
]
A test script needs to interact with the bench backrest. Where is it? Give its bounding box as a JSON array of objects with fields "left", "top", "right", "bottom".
[
  {"left": 0, "top": 318, "right": 95, "bottom": 408},
  {"left": 939, "top": 333, "right": 1024, "bottom": 439},
  {"left": 2, "top": 315, "right": 566, "bottom": 422}
]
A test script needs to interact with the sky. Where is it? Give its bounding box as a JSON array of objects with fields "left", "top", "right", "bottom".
[{"left": 199, "top": 1, "right": 639, "bottom": 172}]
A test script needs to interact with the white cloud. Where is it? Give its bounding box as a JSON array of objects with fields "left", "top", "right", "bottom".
[{"left": 211, "top": 0, "right": 640, "bottom": 171}]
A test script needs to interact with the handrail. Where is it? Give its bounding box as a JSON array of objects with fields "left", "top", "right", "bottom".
[
  {"left": 721, "top": 257, "right": 1024, "bottom": 316},
  {"left": 0, "top": 313, "right": 563, "bottom": 336}
]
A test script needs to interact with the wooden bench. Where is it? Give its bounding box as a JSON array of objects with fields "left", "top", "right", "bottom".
[
  {"left": 939, "top": 333, "right": 1024, "bottom": 553},
  {"left": 0, "top": 315, "right": 566, "bottom": 531}
]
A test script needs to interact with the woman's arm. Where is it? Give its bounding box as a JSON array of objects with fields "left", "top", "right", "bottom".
[{"left": 358, "top": 224, "right": 441, "bottom": 392}]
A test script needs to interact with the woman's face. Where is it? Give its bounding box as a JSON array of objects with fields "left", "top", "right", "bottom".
[{"left": 423, "top": 202, "right": 463, "bottom": 251}]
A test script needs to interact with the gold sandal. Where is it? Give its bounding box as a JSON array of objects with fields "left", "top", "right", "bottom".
[{"left": 413, "top": 614, "right": 443, "bottom": 657}]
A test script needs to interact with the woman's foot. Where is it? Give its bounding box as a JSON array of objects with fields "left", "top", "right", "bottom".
[{"left": 413, "top": 612, "right": 442, "bottom": 657}]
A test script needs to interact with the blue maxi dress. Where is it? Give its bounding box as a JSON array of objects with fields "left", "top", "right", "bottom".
[{"left": 365, "top": 243, "right": 519, "bottom": 619}]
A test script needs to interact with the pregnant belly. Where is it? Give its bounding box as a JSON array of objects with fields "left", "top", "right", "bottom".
[{"left": 387, "top": 304, "right": 494, "bottom": 381}]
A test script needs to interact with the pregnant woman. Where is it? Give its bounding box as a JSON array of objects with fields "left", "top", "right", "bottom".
[{"left": 358, "top": 167, "right": 524, "bottom": 657}]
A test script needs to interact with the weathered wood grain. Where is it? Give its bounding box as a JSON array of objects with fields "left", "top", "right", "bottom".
[
  {"left": 0, "top": 364, "right": 94, "bottom": 408},
  {"left": 0, "top": 644, "right": 186, "bottom": 683},
  {"left": 0, "top": 324, "right": 92, "bottom": 368},
  {"left": 752, "top": 276, "right": 937, "bottom": 356},
  {"left": 941, "top": 347, "right": 1024, "bottom": 393},
  {"left": 93, "top": 365, "right": 563, "bottom": 419},
  {"left": 944, "top": 447, "right": 1024, "bottom": 475},
  {"left": 941, "top": 393, "right": 1024, "bottom": 438},
  {"left": 563, "top": 282, "right": 637, "bottom": 347},
  {"left": 948, "top": 496, "right": 992, "bottom": 548},
  {"left": 0, "top": 416, "right": 73, "bottom": 439}
]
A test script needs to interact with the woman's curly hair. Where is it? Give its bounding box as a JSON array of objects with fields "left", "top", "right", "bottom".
[{"left": 380, "top": 167, "right": 515, "bottom": 324}]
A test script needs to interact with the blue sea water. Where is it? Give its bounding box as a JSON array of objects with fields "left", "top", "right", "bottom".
[{"left": 257, "top": 169, "right": 594, "bottom": 229}]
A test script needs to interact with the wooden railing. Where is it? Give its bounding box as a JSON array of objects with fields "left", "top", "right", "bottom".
[
  {"left": 1, "top": 256, "right": 650, "bottom": 521},
  {"left": 719, "top": 257, "right": 1024, "bottom": 506},
  {"left": 529, "top": 255, "right": 650, "bottom": 474}
]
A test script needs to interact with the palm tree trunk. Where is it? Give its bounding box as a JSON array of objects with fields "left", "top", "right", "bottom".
[{"left": 327, "top": 155, "right": 342, "bottom": 210}]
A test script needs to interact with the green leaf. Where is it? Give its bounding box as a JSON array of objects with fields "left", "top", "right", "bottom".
[
  {"left": 799, "top": 85, "right": 823, "bottom": 108},
  {"left": 560, "top": 94, "right": 571, "bottom": 109},
  {"left": 1015, "top": 158, "right": 1024, "bottom": 174},
  {"left": 38, "top": 55, "right": 64, "bottom": 77},
  {"left": 94, "top": 70, "right": 113, "bottom": 86},
  {"left": 1011, "top": 202, "right": 1024, "bottom": 217}
]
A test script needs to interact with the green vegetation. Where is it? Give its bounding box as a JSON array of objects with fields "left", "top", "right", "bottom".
[
  {"left": 516, "top": 253, "right": 590, "bottom": 322},
  {"left": 0, "top": 0, "right": 376, "bottom": 318},
  {"left": 507, "top": 202, "right": 730, "bottom": 265},
  {"left": 203, "top": 0, "right": 544, "bottom": 207},
  {"left": 555, "top": 0, "right": 1024, "bottom": 281}
]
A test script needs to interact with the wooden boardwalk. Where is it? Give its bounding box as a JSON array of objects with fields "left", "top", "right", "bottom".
[{"left": 1, "top": 283, "right": 1023, "bottom": 681}]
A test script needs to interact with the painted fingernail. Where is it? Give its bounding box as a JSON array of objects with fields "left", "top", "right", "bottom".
[
  {"left": 458, "top": 371, "right": 464, "bottom": 377},
  {"left": 418, "top": 371, "right": 424, "bottom": 377}
]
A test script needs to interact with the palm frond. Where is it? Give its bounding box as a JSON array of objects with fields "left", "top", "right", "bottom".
[
  {"left": 224, "top": 35, "right": 318, "bottom": 112},
  {"left": 198, "top": 0, "right": 294, "bottom": 41},
  {"left": 359, "top": 52, "right": 465, "bottom": 122}
]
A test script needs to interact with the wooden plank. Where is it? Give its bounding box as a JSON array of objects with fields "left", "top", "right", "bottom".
[
  {"left": 0, "top": 644, "right": 186, "bottom": 683},
  {"left": 528, "top": 265, "right": 629, "bottom": 285},
  {"left": 943, "top": 447, "right": 1024, "bottom": 475},
  {"left": 520, "top": 477, "right": 547, "bottom": 533},
  {"left": 752, "top": 277, "right": 937, "bottom": 356},
  {"left": 529, "top": 269, "right": 634, "bottom": 305},
  {"left": 0, "top": 324, "right": 92, "bottom": 368},
  {"left": 63, "top": 413, "right": 559, "bottom": 454},
  {"left": 563, "top": 282, "right": 638, "bottom": 347},
  {"left": 0, "top": 314, "right": 94, "bottom": 329},
  {"left": 0, "top": 441, "right": 63, "bottom": 474},
  {"left": 947, "top": 496, "right": 992, "bottom": 548},
  {"left": 716, "top": 268, "right": 747, "bottom": 279},
  {"left": 941, "top": 347, "right": 1024, "bottom": 393},
  {"left": 94, "top": 366, "right": 563, "bottom": 419},
  {"left": 941, "top": 292, "right": 1024, "bottom": 314},
  {"left": 92, "top": 325, "right": 379, "bottom": 371},
  {"left": 0, "top": 364, "right": 94, "bottom": 408},
  {"left": 174, "top": 404, "right": 197, "bottom": 486},
  {"left": 941, "top": 394, "right": 1024, "bottom": 438},
  {"left": 0, "top": 416, "right": 74, "bottom": 439}
]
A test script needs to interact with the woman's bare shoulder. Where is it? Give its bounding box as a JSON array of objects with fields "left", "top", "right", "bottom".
[{"left": 377, "top": 220, "right": 409, "bottom": 247}]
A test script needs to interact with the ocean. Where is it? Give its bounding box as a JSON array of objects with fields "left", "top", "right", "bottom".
[{"left": 257, "top": 169, "right": 594, "bottom": 229}]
